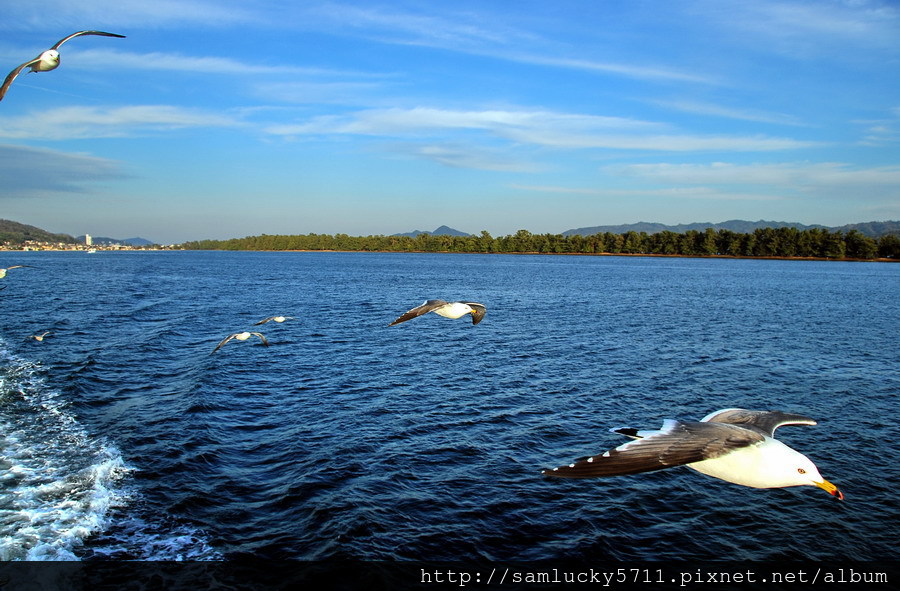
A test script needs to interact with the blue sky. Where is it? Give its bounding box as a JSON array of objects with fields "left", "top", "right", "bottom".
[{"left": 1, "top": 0, "right": 898, "bottom": 244}]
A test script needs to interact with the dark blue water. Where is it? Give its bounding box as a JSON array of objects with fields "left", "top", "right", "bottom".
[{"left": 1, "top": 251, "right": 897, "bottom": 562}]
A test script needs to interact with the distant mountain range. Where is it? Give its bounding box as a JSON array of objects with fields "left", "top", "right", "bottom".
[
  {"left": 76, "top": 235, "right": 155, "bottom": 247},
  {"left": 391, "top": 220, "right": 899, "bottom": 239},
  {"left": 392, "top": 225, "right": 472, "bottom": 237},
  {"left": 562, "top": 219, "right": 900, "bottom": 238}
]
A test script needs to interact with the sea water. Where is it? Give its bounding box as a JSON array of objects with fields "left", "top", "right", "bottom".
[{"left": 0, "top": 251, "right": 896, "bottom": 562}]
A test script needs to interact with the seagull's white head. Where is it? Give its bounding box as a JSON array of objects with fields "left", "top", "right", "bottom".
[
  {"left": 769, "top": 446, "right": 843, "bottom": 499},
  {"left": 234, "top": 332, "right": 252, "bottom": 341},
  {"left": 35, "top": 50, "right": 61, "bottom": 72}
]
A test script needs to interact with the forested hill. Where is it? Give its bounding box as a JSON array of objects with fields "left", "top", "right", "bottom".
[
  {"left": 181, "top": 226, "right": 900, "bottom": 260},
  {"left": 0, "top": 219, "right": 77, "bottom": 245}
]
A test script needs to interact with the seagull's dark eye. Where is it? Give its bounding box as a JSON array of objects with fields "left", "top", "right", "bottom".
[{"left": 797, "top": 468, "right": 806, "bottom": 474}]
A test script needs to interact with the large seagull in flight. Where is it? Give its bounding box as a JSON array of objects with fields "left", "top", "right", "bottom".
[
  {"left": 389, "top": 300, "right": 486, "bottom": 326},
  {"left": 1, "top": 31, "right": 126, "bottom": 102},
  {"left": 543, "top": 408, "right": 843, "bottom": 499}
]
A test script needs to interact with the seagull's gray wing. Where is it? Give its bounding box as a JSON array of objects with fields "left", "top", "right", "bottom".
[
  {"left": 51, "top": 31, "right": 127, "bottom": 50},
  {"left": 0, "top": 58, "right": 41, "bottom": 102},
  {"left": 461, "top": 302, "right": 486, "bottom": 325},
  {"left": 542, "top": 420, "right": 764, "bottom": 479},
  {"left": 251, "top": 332, "right": 269, "bottom": 346},
  {"left": 212, "top": 334, "right": 237, "bottom": 353},
  {"left": 254, "top": 317, "right": 276, "bottom": 325},
  {"left": 702, "top": 408, "right": 817, "bottom": 437},
  {"left": 389, "top": 299, "right": 449, "bottom": 326}
]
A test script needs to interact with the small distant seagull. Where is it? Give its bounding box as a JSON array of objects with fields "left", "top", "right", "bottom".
[
  {"left": 0, "top": 265, "right": 33, "bottom": 278},
  {"left": 254, "top": 316, "right": 295, "bottom": 325},
  {"left": 389, "top": 299, "right": 486, "bottom": 326},
  {"left": 212, "top": 331, "right": 269, "bottom": 353},
  {"left": 542, "top": 408, "right": 843, "bottom": 499},
  {"left": 0, "top": 30, "right": 127, "bottom": 102},
  {"left": 28, "top": 331, "right": 52, "bottom": 341}
]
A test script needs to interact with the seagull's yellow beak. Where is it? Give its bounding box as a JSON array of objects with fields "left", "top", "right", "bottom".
[{"left": 816, "top": 478, "right": 844, "bottom": 500}]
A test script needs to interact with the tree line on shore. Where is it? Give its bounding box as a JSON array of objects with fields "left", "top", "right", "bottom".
[{"left": 181, "top": 227, "right": 900, "bottom": 260}]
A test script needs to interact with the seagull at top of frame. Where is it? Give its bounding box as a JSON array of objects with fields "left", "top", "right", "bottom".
[
  {"left": 254, "top": 316, "right": 295, "bottom": 325},
  {"left": 1, "top": 30, "right": 126, "bottom": 102},
  {"left": 542, "top": 408, "right": 843, "bottom": 500},
  {"left": 389, "top": 300, "right": 486, "bottom": 326},
  {"left": 212, "top": 331, "right": 269, "bottom": 353}
]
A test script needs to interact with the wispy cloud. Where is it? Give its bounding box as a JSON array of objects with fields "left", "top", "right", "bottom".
[
  {"left": 607, "top": 161, "right": 900, "bottom": 188},
  {"left": 511, "top": 184, "right": 783, "bottom": 202},
  {"left": 391, "top": 142, "right": 542, "bottom": 173},
  {"left": 265, "top": 106, "right": 818, "bottom": 153},
  {"left": 654, "top": 99, "right": 808, "bottom": 126},
  {"left": 691, "top": 0, "right": 900, "bottom": 57},
  {"left": 0, "top": 105, "right": 241, "bottom": 140},
  {"left": 311, "top": 3, "right": 538, "bottom": 50},
  {"left": 265, "top": 107, "right": 649, "bottom": 136},
  {"left": 0, "top": 144, "right": 129, "bottom": 196},
  {"left": 307, "top": 3, "right": 715, "bottom": 84},
  {"left": 853, "top": 106, "right": 900, "bottom": 146},
  {"left": 65, "top": 48, "right": 389, "bottom": 79},
  {"left": 502, "top": 54, "right": 716, "bottom": 84},
  {"left": 1, "top": 0, "right": 260, "bottom": 30}
]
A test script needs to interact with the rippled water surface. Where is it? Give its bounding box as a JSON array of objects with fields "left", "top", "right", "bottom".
[{"left": 0, "top": 251, "right": 897, "bottom": 562}]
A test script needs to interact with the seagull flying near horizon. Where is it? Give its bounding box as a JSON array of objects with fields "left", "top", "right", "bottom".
[
  {"left": 28, "top": 331, "right": 52, "bottom": 342},
  {"left": 542, "top": 408, "right": 843, "bottom": 500},
  {"left": 0, "top": 265, "right": 33, "bottom": 278},
  {"left": 254, "top": 316, "right": 295, "bottom": 325},
  {"left": 212, "top": 331, "right": 269, "bottom": 353},
  {"left": 389, "top": 300, "right": 486, "bottom": 326},
  {"left": 1, "top": 31, "right": 126, "bottom": 102}
]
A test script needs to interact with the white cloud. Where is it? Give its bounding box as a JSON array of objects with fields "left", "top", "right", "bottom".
[
  {"left": 310, "top": 3, "right": 539, "bottom": 50},
  {"left": 502, "top": 54, "right": 716, "bottom": 84},
  {"left": 305, "top": 3, "right": 715, "bottom": 84},
  {"left": 511, "top": 184, "right": 783, "bottom": 202},
  {"left": 0, "top": 105, "right": 241, "bottom": 140},
  {"left": 63, "top": 48, "right": 389, "bottom": 79},
  {"left": 266, "top": 106, "right": 818, "bottom": 153},
  {"left": 1, "top": 0, "right": 259, "bottom": 29},
  {"left": 654, "top": 100, "right": 808, "bottom": 126},
  {"left": 395, "top": 143, "right": 542, "bottom": 172},
  {"left": 853, "top": 107, "right": 900, "bottom": 146},
  {"left": 691, "top": 0, "right": 900, "bottom": 57}
]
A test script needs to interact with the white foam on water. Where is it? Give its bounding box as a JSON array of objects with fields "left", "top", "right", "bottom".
[
  {"left": 1, "top": 348, "right": 133, "bottom": 561},
  {"left": 1, "top": 342, "right": 222, "bottom": 562}
]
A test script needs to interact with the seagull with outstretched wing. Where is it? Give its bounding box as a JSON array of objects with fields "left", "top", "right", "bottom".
[
  {"left": 543, "top": 408, "right": 843, "bottom": 499},
  {"left": 389, "top": 299, "right": 486, "bottom": 326},
  {"left": 212, "top": 331, "right": 269, "bottom": 353},
  {"left": 1, "top": 31, "right": 126, "bottom": 102}
]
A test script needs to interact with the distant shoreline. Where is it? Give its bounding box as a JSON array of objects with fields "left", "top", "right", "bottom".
[
  {"left": 279, "top": 250, "right": 900, "bottom": 262},
  {"left": 11, "top": 248, "right": 895, "bottom": 263}
]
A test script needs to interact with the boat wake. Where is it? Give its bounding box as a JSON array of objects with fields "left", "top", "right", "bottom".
[{"left": 0, "top": 343, "right": 219, "bottom": 561}]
